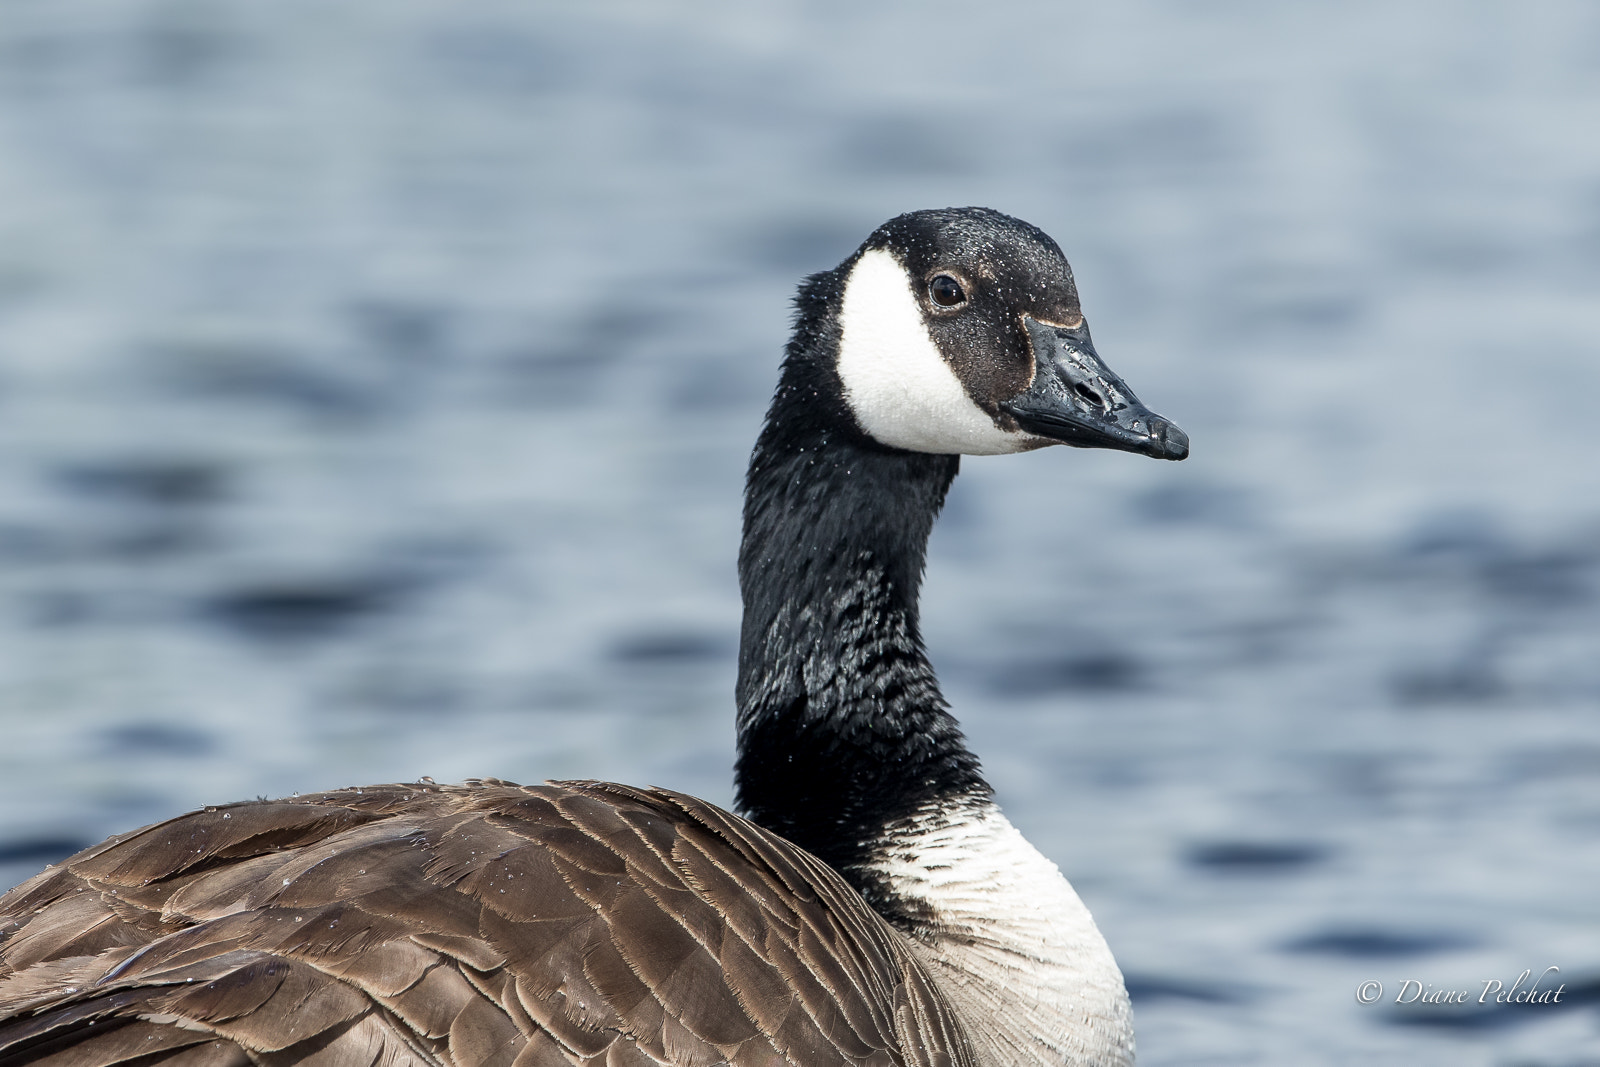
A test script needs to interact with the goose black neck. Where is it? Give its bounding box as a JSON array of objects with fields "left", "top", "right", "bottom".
[{"left": 734, "top": 271, "right": 989, "bottom": 906}]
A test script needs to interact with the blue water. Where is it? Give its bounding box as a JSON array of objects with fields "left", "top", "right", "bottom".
[{"left": 2, "top": 3, "right": 1599, "bottom": 1062}]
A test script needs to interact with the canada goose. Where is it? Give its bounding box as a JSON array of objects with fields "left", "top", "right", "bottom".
[{"left": 0, "top": 207, "right": 1186, "bottom": 1067}]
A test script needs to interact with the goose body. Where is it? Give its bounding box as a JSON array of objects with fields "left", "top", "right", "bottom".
[{"left": 0, "top": 208, "right": 1186, "bottom": 1067}]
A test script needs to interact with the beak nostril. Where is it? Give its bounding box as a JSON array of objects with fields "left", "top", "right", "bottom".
[{"left": 1072, "top": 382, "right": 1104, "bottom": 408}]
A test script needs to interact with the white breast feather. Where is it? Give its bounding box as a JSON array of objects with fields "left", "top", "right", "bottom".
[
  {"left": 836, "top": 249, "right": 1032, "bottom": 456},
  {"left": 876, "top": 800, "right": 1134, "bottom": 1067}
]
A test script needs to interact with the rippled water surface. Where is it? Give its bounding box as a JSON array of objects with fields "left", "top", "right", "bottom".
[{"left": 2, "top": 2, "right": 1600, "bottom": 1063}]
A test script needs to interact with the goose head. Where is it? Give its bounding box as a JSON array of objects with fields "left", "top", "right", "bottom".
[{"left": 833, "top": 206, "right": 1188, "bottom": 460}]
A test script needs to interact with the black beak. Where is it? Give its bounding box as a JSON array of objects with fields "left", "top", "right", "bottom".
[{"left": 1000, "top": 317, "right": 1188, "bottom": 461}]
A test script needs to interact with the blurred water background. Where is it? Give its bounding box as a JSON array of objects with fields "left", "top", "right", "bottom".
[{"left": 1, "top": 1, "right": 1599, "bottom": 1062}]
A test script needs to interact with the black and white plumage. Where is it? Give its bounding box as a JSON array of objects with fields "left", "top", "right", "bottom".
[{"left": 0, "top": 208, "right": 1186, "bottom": 1067}]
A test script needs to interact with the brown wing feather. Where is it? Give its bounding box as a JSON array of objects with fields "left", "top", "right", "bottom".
[{"left": 0, "top": 781, "right": 975, "bottom": 1067}]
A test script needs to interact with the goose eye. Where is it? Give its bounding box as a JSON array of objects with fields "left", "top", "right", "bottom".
[{"left": 928, "top": 274, "right": 966, "bottom": 307}]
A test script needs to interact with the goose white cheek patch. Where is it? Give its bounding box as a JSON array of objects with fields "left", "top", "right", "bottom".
[{"left": 837, "top": 249, "right": 1032, "bottom": 456}]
